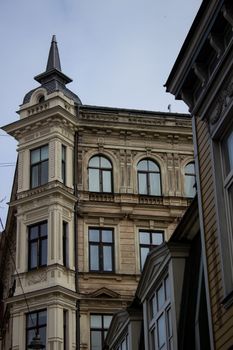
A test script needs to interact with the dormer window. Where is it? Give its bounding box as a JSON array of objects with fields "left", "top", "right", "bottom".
[{"left": 38, "top": 95, "right": 45, "bottom": 104}]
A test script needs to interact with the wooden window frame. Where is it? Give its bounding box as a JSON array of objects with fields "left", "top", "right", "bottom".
[
  {"left": 137, "top": 159, "right": 162, "bottom": 196},
  {"left": 30, "top": 145, "right": 49, "bottom": 188},
  {"left": 26, "top": 309, "right": 47, "bottom": 349},
  {"left": 88, "top": 155, "right": 113, "bottom": 193},
  {"left": 28, "top": 221, "right": 47, "bottom": 270}
]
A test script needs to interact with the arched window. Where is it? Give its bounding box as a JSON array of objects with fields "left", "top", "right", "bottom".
[
  {"left": 137, "top": 159, "right": 161, "bottom": 196},
  {"left": 184, "top": 162, "right": 196, "bottom": 197},
  {"left": 88, "top": 155, "right": 113, "bottom": 193}
]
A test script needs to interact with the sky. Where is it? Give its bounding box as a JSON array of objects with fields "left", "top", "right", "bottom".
[{"left": 0, "top": 0, "right": 201, "bottom": 226}]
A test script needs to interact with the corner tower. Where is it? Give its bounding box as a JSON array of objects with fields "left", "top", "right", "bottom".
[{"left": 3, "top": 36, "right": 80, "bottom": 350}]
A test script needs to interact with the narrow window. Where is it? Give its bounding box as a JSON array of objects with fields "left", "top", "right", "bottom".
[
  {"left": 137, "top": 159, "right": 161, "bottom": 196},
  {"left": 30, "top": 145, "right": 49, "bottom": 188},
  {"left": 184, "top": 162, "right": 196, "bottom": 198},
  {"left": 88, "top": 155, "right": 113, "bottom": 193},
  {"left": 63, "top": 222, "right": 68, "bottom": 267},
  {"left": 139, "top": 230, "right": 164, "bottom": 270},
  {"left": 26, "top": 309, "right": 47, "bottom": 349},
  {"left": 90, "top": 314, "right": 112, "bottom": 350},
  {"left": 89, "top": 228, "right": 114, "bottom": 272},
  {"left": 28, "top": 222, "right": 47, "bottom": 270},
  {"left": 62, "top": 145, "right": 66, "bottom": 185},
  {"left": 63, "top": 310, "right": 68, "bottom": 350}
]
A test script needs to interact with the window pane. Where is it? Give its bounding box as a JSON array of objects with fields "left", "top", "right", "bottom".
[
  {"left": 39, "top": 326, "right": 46, "bottom": 347},
  {"left": 152, "top": 232, "right": 164, "bottom": 245},
  {"left": 228, "top": 183, "right": 233, "bottom": 231},
  {"left": 157, "top": 314, "right": 166, "bottom": 348},
  {"left": 137, "top": 160, "right": 148, "bottom": 171},
  {"left": 41, "top": 160, "right": 49, "bottom": 185},
  {"left": 27, "top": 329, "right": 34, "bottom": 347},
  {"left": 40, "top": 223, "right": 47, "bottom": 237},
  {"left": 89, "top": 229, "right": 100, "bottom": 242},
  {"left": 140, "top": 247, "right": 150, "bottom": 269},
  {"left": 91, "top": 331, "right": 102, "bottom": 350},
  {"left": 100, "top": 157, "right": 111, "bottom": 168},
  {"left": 185, "top": 162, "right": 195, "bottom": 174},
  {"left": 224, "top": 129, "right": 233, "bottom": 175},
  {"left": 91, "top": 315, "right": 102, "bottom": 328},
  {"left": 30, "top": 242, "right": 38, "bottom": 268},
  {"left": 31, "top": 165, "right": 39, "bottom": 188},
  {"left": 38, "top": 310, "right": 47, "bottom": 325},
  {"left": 185, "top": 175, "right": 196, "bottom": 197},
  {"left": 102, "top": 171, "right": 112, "bottom": 192},
  {"left": 167, "top": 308, "right": 172, "bottom": 337},
  {"left": 41, "top": 145, "right": 48, "bottom": 161},
  {"left": 122, "top": 339, "right": 127, "bottom": 350},
  {"left": 139, "top": 231, "right": 150, "bottom": 244},
  {"left": 102, "top": 230, "right": 113, "bottom": 243},
  {"left": 148, "top": 160, "right": 159, "bottom": 171},
  {"left": 30, "top": 226, "right": 39, "bottom": 240},
  {"left": 90, "top": 245, "right": 99, "bottom": 270},
  {"left": 165, "top": 276, "right": 170, "bottom": 300},
  {"left": 89, "top": 169, "right": 100, "bottom": 192},
  {"left": 138, "top": 173, "right": 147, "bottom": 194},
  {"left": 156, "top": 284, "right": 165, "bottom": 311},
  {"left": 150, "top": 173, "right": 161, "bottom": 195},
  {"left": 41, "top": 239, "right": 47, "bottom": 265},
  {"left": 62, "top": 145, "right": 66, "bottom": 161},
  {"left": 103, "top": 246, "right": 113, "bottom": 271},
  {"left": 150, "top": 328, "right": 156, "bottom": 350},
  {"left": 31, "top": 149, "right": 40, "bottom": 164},
  {"left": 89, "top": 156, "right": 100, "bottom": 168},
  {"left": 103, "top": 315, "right": 112, "bottom": 328},
  {"left": 27, "top": 312, "right": 37, "bottom": 328}
]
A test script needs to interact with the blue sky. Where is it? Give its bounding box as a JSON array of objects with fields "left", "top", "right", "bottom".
[{"left": 0, "top": 0, "right": 201, "bottom": 225}]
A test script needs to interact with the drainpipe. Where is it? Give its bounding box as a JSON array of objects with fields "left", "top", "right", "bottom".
[{"left": 74, "top": 105, "right": 80, "bottom": 350}]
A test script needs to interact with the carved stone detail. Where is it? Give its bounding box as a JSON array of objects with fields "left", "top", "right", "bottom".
[{"left": 210, "top": 79, "right": 233, "bottom": 125}]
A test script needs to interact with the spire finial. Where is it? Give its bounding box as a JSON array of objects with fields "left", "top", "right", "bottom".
[{"left": 46, "top": 34, "right": 61, "bottom": 72}]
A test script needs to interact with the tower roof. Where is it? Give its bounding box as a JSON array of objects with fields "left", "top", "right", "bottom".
[
  {"left": 46, "top": 35, "right": 61, "bottom": 71},
  {"left": 23, "top": 35, "right": 82, "bottom": 105}
]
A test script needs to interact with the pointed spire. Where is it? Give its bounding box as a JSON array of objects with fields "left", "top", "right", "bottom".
[
  {"left": 34, "top": 35, "right": 72, "bottom": 85},
  {"left": 46, "top": 35, "right": 61, "bottom": 72}
]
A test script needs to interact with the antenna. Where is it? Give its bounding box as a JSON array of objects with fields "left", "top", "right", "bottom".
[{"left": 168, "top": 104, "right": 171, "bottom": 113}]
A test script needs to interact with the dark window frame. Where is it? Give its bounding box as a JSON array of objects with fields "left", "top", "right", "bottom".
[
  {"left": 137, "top": 158, "right": 162, "bottom": 196},
  {"left": 62, "top": 145, "right": 66, "bottom": 185},
  {"left": 184, "top": 161, "right": 196, "bottom": 198},
  {"left": 88, "top": 155, "right": 113, "bottom": 193},
  {"left": 63, "top": 221, "right": 68, "bottom": 267},
  {"left": 26, "top": 309, "right": 47, "bottom": 349},
  {"left": 30, "top": 145, "right": 49, "bottom": 189},
  {"left": 88, "top": 227, "right": 114, "bottom": 273},
  {"left": 90, "top": 314, "right": 112, "bottom": 350},
  {"left": 28, "top": 221, "right": 48, "bottom": 270},
  {"left": 139, "top": 230, "right": 164, "bottom": 270}
]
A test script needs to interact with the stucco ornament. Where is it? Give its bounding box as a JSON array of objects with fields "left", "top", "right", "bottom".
[{"left": 211, "top": 79, "right": 233, "bottom": 125}]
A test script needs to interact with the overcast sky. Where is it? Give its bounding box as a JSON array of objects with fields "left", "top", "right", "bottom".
[{"left": 0, "top": 0, "right": 201, "bottom": 226}]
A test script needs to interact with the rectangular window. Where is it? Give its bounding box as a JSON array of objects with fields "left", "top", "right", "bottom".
[
  {"left": 26, "top": 309, "right": 47, "bottom": 349},
  {"left": 89, "top": 228, "right": 114, "bottom": 272},
  {"left": 30, "top": 145, "right": 49, "bottom": 188},
  {"left": 139, "top": 230, "right": 164, "bottom": 270},
  {"left": 149, "top": 276, "right": 172, "bottom": 350},
  {"left": 90, "top": 314, "right": 112, "bottom": 350},
  {"left": 62, "top": 145, "right": 66, "bottom": 184},
  {"left": 63, "top": 222, "right": 68, "bottom": 267},
  {"left": 28, "top": 222, "right": 47, "bottom": 270}
]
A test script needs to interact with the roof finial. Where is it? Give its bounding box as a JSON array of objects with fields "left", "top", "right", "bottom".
[{"left": 46, "top": 34, "right": 61, "bottom": 72}]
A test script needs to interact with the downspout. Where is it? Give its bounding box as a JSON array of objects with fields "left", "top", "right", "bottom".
[
  {"left": 192, "top": 115, "right": 215, "bottom": 350},
  {"left": 74, "top": 105, "right": 80, "bottom": 350}
]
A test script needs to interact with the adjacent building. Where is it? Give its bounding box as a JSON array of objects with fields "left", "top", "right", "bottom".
[
  {"left": 0, "top": 36, "right": 194, "bottom": 349},
  {"left": 165, "top": 0, "right": 233, "bottom": 348}
]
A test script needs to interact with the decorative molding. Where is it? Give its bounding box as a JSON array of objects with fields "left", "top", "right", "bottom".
[{"left": 210, "top": 78, "right": 233, "bottom": 125}]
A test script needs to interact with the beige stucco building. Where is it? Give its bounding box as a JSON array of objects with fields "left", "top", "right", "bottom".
[{"left": 0, "top": 36, "right": 194, "bottom": 349}]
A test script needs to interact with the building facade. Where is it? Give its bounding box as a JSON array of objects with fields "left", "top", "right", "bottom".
[
  {"left": 165, "top": 0, "right": 233, "bottom": 348},
  {"left": 1, "top": 36, "right": 194, "bottom": 349}
]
